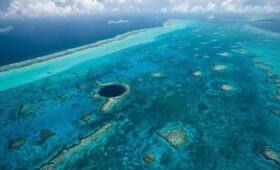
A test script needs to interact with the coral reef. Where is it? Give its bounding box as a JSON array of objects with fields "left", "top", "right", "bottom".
[
  {"left": 220, "top": 84, "right": 233, "bottom": 91},
  {"left": 271, "top": 109, "right": 280, "bottom": 116},
  {"left": 143, "top": 153, "right": 154, "bottom": 164},
  {"left": 18, "top": 103, "right": 39, "bottom": 116},
  {"left": 218, "top": 52, "right": 230, "bottom": 57},
  {"left": 192, "top": 71, "right": 202, "bottom": 77},
  {"left": 80, "top": 114, "right": 91, "bottom": 123},
  {"left": 157, "top": 128, "right": 187, "bottom": 149},
  {"left": 275, "top": 94, "right": 280, "bottom": 101},
  {"left": 212, "top": 65, "right": 226, "bottom": 71},
  {"left": 36, "top": 129, "right": 56, "bottom": 145},
  {"left": 260, "top": 147, "right": 280, "bottom": 165},
  {"left": 151, "top": 72, "right": 164, "bottom": 78},
  {"left": 57, "top": 93, "right": 72, "bottom": 100},
  {"left": 91, "top": 90, "right": 99, "bottom": 99},
  {"left": 100, "top": 98, "right": 117, "bottom": 112},
  {"left": 8, "top": 139, "right": 25, "bottom": 149},
  {"left": 76, "top": 84, "right": 84, "bottom": 90},
  {"left": 39, "top": 122, "right": 113, "bottom": 170},
  {"left": 40, "top": 129, "right": 55, "bottom": 140}
]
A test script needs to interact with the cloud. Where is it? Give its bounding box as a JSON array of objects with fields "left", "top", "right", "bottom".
[
  {"left": 0, "top": 0, "right": 279, "bottom": 19},
  {"left": 170, "top": 2, "right": 189, "bottom": 13},
  {"left": 0, "top": 26, "right": 13, "bottom": 33},
  {"left": 107, "top": 19, "right": 129, "bottom": 24},
  {"left": 161, "top": 0, "right": 280, "bottom": 13},
  {"left": 1, "top": 0, "right": 105, "bottom": 19},
  {"left": 0, "top": 0, "right": 149, "bottom": 19},
  {"left": 161, "top": 2, "right": 217, "bottom": 13},
  {"left": 219, "top": 0, "right": 280, "bottom": 13}
]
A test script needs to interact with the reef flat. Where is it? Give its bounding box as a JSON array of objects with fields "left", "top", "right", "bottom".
[{"left": 0, "top": 19, "right": 279, "bottom": 169}]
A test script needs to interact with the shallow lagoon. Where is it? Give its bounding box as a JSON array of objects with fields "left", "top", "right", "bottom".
[{"left": 0, "top": 19, "right": 280, "bottom": 169}]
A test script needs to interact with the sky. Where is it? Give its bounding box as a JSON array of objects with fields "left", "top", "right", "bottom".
[{"left": 0, "top": 0, "right": 279, "bottom": 19}]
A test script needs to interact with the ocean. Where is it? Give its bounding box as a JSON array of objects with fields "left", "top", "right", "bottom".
[
  {"left": 0, "top": 14, "right": 166, "bottom": 66},
  {"left": 0, "top": 14, "right": 280, "bottom": 169}
]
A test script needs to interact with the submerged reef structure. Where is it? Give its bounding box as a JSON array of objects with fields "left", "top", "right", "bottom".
[
  {"left": 271, "top": 109, "right": 280, "bottom": 116},
  {"left": 80, "top": 113, "right": 91, "bottom": 123},
  {"left": 192, "top": 71, "right": 202, "bottom": 77},
  {"left": 96, "top": 82, "right": 130, "bottom": 112},
  {"left": 212, "top": 65, "right": 227, "bottom": 71},
  {"left": 40, "top": 129, "right": 55, "bottom": 140},
  {"left": 151, "top": 72, "right": 164, "bottom": 78},
  {"left": 101, "top": 98, "right": 117, "bottom": 112},
  {"left": 57, "top": 93, "right": 72, "bottom": 100},
  {"left": 76, "top": 83, "right": 84, "bottom": 90},
  {"left": 218, "top": 52, "right": 230, "bottom": 57},
  {"left": 17, "top": 103, "right": 40, "bottom": 116},
  {"left": 260, "top": 147, "right": 280, "bottom": 166},
  {"left": 220, "top": 84, "right": 233, "bottom": 91},
  {"left": 143, "top": 153, "right": 155, "bottom": 164},
  {"left": 8, "top": 139, "right": 25, "bottom": 149},
  {"left": 157, "top": 128, "right": 188, "bottom": 149},
  {"left": 39, "top": 122, "right": 113, "bottom": 170},
  {"left": 36, "top": 129, "right": 56, "bottom": 145}
]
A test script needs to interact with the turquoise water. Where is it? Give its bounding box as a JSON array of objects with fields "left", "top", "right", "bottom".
[{"left": 0, "top": 20, "right": 280, "bottom": 169}]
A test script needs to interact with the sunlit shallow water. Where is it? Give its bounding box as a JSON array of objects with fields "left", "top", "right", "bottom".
[{"left": 0, "top": 20, "right": 280, "bottom": 170}]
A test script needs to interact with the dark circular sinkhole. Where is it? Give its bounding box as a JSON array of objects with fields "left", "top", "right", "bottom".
[{"left": 98, "top": 84, "right": 127, "bottom": 98}]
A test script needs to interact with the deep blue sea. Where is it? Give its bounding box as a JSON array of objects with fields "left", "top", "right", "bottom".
[{"left": 0, "top": 14, "right": 167, "bottom": 66}]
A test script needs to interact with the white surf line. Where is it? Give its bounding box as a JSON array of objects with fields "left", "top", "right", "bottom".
[{"left": 0, "top": 20, "right": 192, "bottom": 92}]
